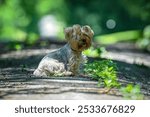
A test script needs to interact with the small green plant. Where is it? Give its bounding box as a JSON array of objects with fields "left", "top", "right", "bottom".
[
  {"left": 84, "top": 60, "right": 120, "bottom": 88},
  {"left": 120, "top": 84, "right": 144, "bottom": 100},
  {"left": 83, "top": 47, "right": 107, "bottom": 57},
  {"left": 84, "top": 60, "right": 144, "bottom": 99}
]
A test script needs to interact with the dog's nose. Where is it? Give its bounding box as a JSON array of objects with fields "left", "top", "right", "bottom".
[
  {"left": 82, "top": 39, "right": 86, "bottom": 42},
  {"left": 82, "top": 39, "right": 86, "bottom": 43},
  {"left": 82, "top": 39, "right": 86, "bottom": 45}
]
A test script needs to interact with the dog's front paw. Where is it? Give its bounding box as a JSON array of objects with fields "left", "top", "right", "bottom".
[
  {"left": 33, "top": 69, "right": 47, "bottom": 77},
  {"left": 64, "top": 71, "right": 74, "bottom": 76}
]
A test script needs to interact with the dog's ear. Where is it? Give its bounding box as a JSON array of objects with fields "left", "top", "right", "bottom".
[
  {"left": 82, "top": 25, "right": 94, "bottom": 38},
  {"left": 64, "top": 27, "right": 73, "bottom": 41},
  {"left": 73, "top": 24, "right": 81, "bottom": 35}
]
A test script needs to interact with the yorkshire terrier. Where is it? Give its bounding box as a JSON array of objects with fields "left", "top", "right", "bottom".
[{"left": 33, "top": 24, "right": 94, "bottom": 77}]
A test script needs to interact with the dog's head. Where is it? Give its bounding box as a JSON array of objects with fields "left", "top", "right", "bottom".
[{"left": 64, "top": 24, "right": 94, "bottom": 51}]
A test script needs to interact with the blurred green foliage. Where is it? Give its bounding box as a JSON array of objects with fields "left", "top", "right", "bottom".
[
  {"left": 137, "top": 25, "right": 150, "bottom": 51},
  {"left": 95, "top": 30, "right": 142, "bottom": 44},
  {"left": 0, "top": 0, "right": 150, "bottom": 45},
  {"left": 0, "top": 0, "right": 67, "bottom": 41},
  {"left": 121, "top": 0, "right": 150, "bottom": 21},
  {"left": 65, "top": 0, "right": 150, "bottom": 35},
  {"left": 120, "top": 84, "right": 144, "bottom": 100},
  {"left": 83, "top": 46, "right": 107, "bottom": 57}
]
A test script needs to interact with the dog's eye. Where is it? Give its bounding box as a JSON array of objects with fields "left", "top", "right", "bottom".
[
  {"left": 82, "top": 39, "right": 86, "bottom": 42},
  {"left": 82, "top": 39, "right": 86, "bottom": 43}
]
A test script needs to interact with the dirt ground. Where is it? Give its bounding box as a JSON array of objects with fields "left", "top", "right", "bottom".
[{"left": 0, "top": 42, "right": 150, "bottom": 99}]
